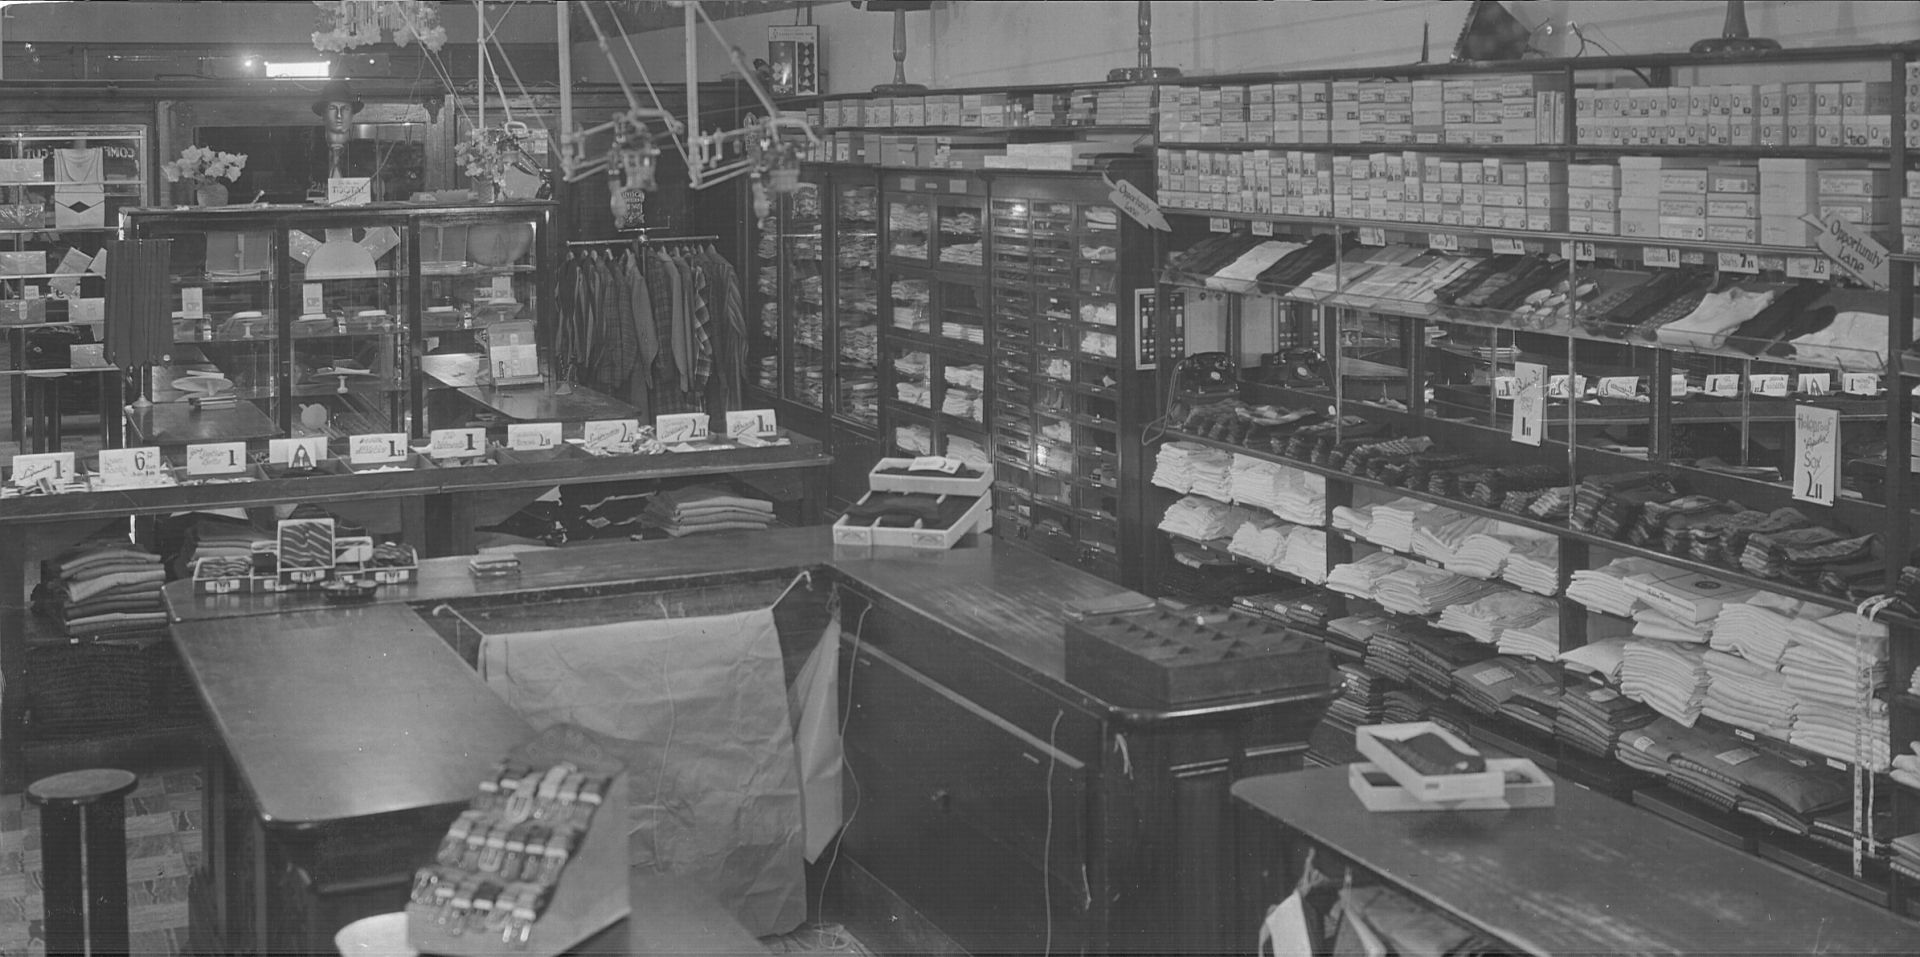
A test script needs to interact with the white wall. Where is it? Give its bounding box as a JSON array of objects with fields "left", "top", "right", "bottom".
[{"left": 571, "top": 1, "right": 1920, "bottom": 92}]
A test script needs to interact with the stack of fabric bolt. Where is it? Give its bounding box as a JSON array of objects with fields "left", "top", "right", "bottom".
[
  {"left": 33, "top": 540, "right": 168, "bottom": 639},
  {"left": 1450, "top": 655, "right": 1557, "bottom": 717},
  {"left": 640, "top": 486, "right": 776, "bottom": 537},
  {"left": 1404, "top": 628, "right": 1497, "bottom": 700},
  {"left": 1325, "top": 609, "right": 1397, "bottom": 664}
]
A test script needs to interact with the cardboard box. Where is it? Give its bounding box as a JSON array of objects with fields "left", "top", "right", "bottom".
[
  {"left": 832, "top": 490, "right": 990, "bottom": 550},
  {"left": 868, "top": 456, "right": 994, "bottom": 497},
  {"left": 1355, "top": 723, "right": 1504, "bottom": 802}
]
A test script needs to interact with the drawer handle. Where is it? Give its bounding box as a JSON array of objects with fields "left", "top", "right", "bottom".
[{"left": 929, "top": 788, "right": 951, "bottom": 812}]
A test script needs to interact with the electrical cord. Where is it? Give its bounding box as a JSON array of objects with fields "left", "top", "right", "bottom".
[{"left": 1042, "top": 708, "right": 1063, "bottom": 957}]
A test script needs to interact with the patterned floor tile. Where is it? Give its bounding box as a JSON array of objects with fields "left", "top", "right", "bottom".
[
  {"left": 127, "top": 834, "right": 178, "bottom": 860},
  {"left": 128, "top": 901, "right": 187, "bottom": 933},
  {"left": 124, "top": 813, "right": 175, "bottom": 841},
  {"left": 126, "top": 854, "right": 187, "bottom": 883},
  {"left": 148, "top": 876, "right": 189, "bottom": 905}
]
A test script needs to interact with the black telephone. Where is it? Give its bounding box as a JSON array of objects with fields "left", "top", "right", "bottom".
[{"left": 1172, "top": 352, "right": 1239, "bottom": 403}]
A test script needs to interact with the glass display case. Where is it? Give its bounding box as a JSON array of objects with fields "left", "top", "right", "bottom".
[
  {"left": 122, "top": 200, "right": 551, "bottom": 444},
  {"left": 1, "top": 124, "right": 149, "bottom": 454},
  {"left": 835, "top": 181, "right": 880, "bottom": 429}
]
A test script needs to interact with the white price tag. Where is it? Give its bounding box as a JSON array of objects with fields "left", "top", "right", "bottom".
[
  {"left": 302, "top": 282, "right": 325, "bottom": 315},
  {"left": 1717, "top": 251, "right": 1760, "bottom": 274},
  {"left": 1843, "top": 373, "right": 1880, "bottom": 396},
  {"left": 583, "top": 418, "right": 641, "bottom": 453},
  {"left": 1493, "top": 375, "right": 1517, "bottom": 398},
  {"left": 1547, "top": 374, "right": 1572, "bottom": 399},
  {"left": 1643, "top": 246, "right": 1682, "bottom": 268},
  {"left": 186, "top": 442, "right": 247, "bottom": 476},
  {"left": 655, "top": 412, "right": 711, "bottom": 444},
  {"left": 1207, "top": 217, "right": 1231, "bottom": 233},
  {"left": 1490, "top": 237, "right": 1526, "bottom": 255},
  {"left": 10, "top": 451, "right": 74, "bottom": 488},
  {"left": 180, "top": 287, "right": 204, "bottom": 319},
  {"left": 1599, "top": 376, "right": 1640, "bottom": 399},
  {"left": 95, "top": 447, "right": 164, "bottom": 488},
  {"left": 1793, "top": 404, "right": 1841, "bottom": 506},
  {"left": 1511, "top": 362, "right": 1547, "bottom": 447},
  {"left": 1797, "top": 373, "right": 1831, "bottom": 396},
  {"left": 1357, "top": 226, "right": 1386, "bottom": 247},
  {"left": 1671, "top": 373, "right": 1690, "bottom": 395},
  {"left": 327, "top": 176, "right": 372, "bottom": 206},
  {"left": 1251, "top": 219, "right": 1274, "bottom": 237},
  {"left": 349, "top": 432, "right": 409, "bottom": 465},
  {"left": 1750, "top": 373, "right": 1789, "bottom": 397},
  {"left": 1427, "top": 232, "right": 1460, "bottom": 252},
  {"left": 725, "top": 409, "right": 778, "bottom": 440},
  {"left": 428, "top": 428, "right": 487, "bottom": 460},
  {"left": 269, "top": 436, "right": 329, "bottom": 469},
  {"left": 1561, "top": 240, "right": 1596, "bottom": 262},
  {"left": 1706, "top": 374, "right": 1741, "bottom": 397},
  {"left": 507, "top": 422, "right": 562, "bottom": 451}
]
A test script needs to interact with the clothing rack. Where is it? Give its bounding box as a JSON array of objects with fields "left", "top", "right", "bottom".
[{"left": 565, "top": 233, "right": 720, "bottom": 249}]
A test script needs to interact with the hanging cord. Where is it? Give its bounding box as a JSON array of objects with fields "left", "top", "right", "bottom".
[
  {"left": 815, "top": 600, "right": 871, "bottom": 935},
  {"left": 1041, "top": 709, "right": 1064, "bottom": 957}
]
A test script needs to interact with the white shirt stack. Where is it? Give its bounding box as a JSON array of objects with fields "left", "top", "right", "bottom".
[
  {"left": 1152, "top": 442, "right": 1230, "bottom": 494},
  {"left": 1709, "top": 592, "right": 1829, "bottom": 668},
  {"left": 1372, "top": 562, "right": 1504, "bottom": 616},
  {"left": 1702, "top": 649, "right": 1796, "bottom": 737},
  {"left": 1567, "top": 556, "right": 1672, "bottom": 618},
  {"left": 1328, "top": 551, "right": 1411, "bottom": 599},
  {"left": 1620, "top": 639, "right": 1711, "bottom": 726},
  {"left": 1499, "top": 535, "right": 1561, "bottom": 595},
  {"left": 1412, "top": 513, "right": 1491, "bottom": 569},
  {"left": 1436, "top": 588, "right": 1557, "bottom": 646},
  {"left": 1277, "top": 528, "right": 1329, "bottom": 584},
  {"left": 1559, "top": 637, "right": 1633, "bottom": 683},
  {"left": 1158, "top": 495, "right": 1254, "bottom": 542},
  {"left": 1331, "top": 503, "right": 1375, "bottom": 540}
]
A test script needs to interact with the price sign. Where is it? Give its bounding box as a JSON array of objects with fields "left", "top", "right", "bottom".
[
  {"left": 1643, "top": 246, "right": 1682, "bottom": 268},
  {"left": 95, "top": 447, "right": 164, "bottom": 488},
  {"left": 725, "top": 409, "right": 778, "bottom": 440},
  {"left": 1561, "top": 240, "right": 1596, "bottom": 262},
  {"left": 507, "top": 422, "right": 562, "bottom": 451},
  {"left": 180, "top": 287, "right": 204, "bottom": 319},
  {"left": 1794, "top": 404, "right": 1841, "bottom": 505},
  {"left": 1803, "top": 212, "right": 1890, "bottom": 289},
  {"left": 301, "top": 282, "right": 325, "bottom": 315},
  {"left": 1510, "top": 361, "right": 1546, "bottom": 447},
  {"left": 1750, "top": 373, "right": 1789, "bottom": 397},
  {"left": 1427, "top": 232, "right": 1460, "bottom": 252},
  {"left": 655, "top": 412, "right": 711, "bottom": 444},
  {"left": 10, "top": 451, "right": 74, "bottom": 488},
  {"left": 1785, "top": 256, "right": 1832, "bottom": 280},
  {"left": 1102, "top": 173, "right": 1171, "bottom": 231},
  {"left": 1717, "top": 251, "right": 1760, "bottom": 274},
  {"left": 1671, "top": 373, "right": 1690, "bottom": 395},
  {"left": 268, "top": 436, "right": 328, "bottom": 469},
  {"left": 1490, "top": 237, "right": 1526, "bottom": 255},
  {"left": 1251, "top": 219, "right": 1274, "bottom": 237},
  {"left": 1207, "top": 217, "right": 1231, "bottom": 233},
  {"left": 327, "top": 176, "right": 372, "bottom": 206},
  {"left": 1357, "top": 226, "right": 1386, "bottom": 247},
  {"left": 1843, "top": 373, "right": 1880, "bottom": 396},
  {"left": 1599, "top": 376, "right": 1640, "bottom": 399},
  {"left": 584, "top": 418, "right": 641, "bottom": 453},
  {"left": 349, "top": 432, "right": 409, "bottom": 465},
  {"left": 428, "top": 428, "right": 487, "bottom": 460},
  {"left": 1493, "top": 375, "right": 1517, "bottom": 398},
  {"left": 186, "top": 442, "right": 247, "bottom": 476},
  {"left": 1797, "top": 373, "right": 1831, "bottom": 396},
  {"left": 1706, "top": 374, "right": 1741, "bottom": 397},
  {"left": 1547, "top": 374, "right": 1573, "bottom": 399}
]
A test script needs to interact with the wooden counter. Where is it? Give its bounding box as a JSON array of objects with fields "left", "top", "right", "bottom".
[
  {"left": 1234, "top": 767, "right": 1920, "bottom": 956},
  {"left": 169, "top": 529, "right": 1333, "bottom": 955}
]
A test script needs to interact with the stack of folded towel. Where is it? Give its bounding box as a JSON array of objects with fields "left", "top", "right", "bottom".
[
  {"left": 32, "top": 540, "right": 169, "bottom": 639},
  {"left": 640, "top": 486, "right": 776, "bottom": 537}
]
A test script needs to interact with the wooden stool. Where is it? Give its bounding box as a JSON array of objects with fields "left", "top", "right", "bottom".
[{"left": 28, "top": 769, "right": 137, "bottom": 957}]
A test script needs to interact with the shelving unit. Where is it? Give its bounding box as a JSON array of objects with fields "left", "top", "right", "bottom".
[{"left": 1135, "top": 41, "right": 1920, "bottom": 916}]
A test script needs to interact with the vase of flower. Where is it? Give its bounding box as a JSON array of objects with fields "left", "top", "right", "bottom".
[{"left": 162, "top": 145, "right": 247, "bottom": 207}]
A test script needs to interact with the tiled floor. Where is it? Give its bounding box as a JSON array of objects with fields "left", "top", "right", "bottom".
[
  {"left": 0, "top": 766, "right": 201, "bottom": 957},
  {"left": 1, "top": 765, "right": 872, "bottom": 957}
]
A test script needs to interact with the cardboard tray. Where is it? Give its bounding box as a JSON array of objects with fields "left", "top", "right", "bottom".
[
  {"left": 1348, "top": 758, "right": 1555, "bottom": 811},
  {"left": 866, "top": 456, "right": 995, "bottom": 497},
  {"left": 831, "top": 490, "right": 991, "bottom": 550},
  {"left": 1355, "top": 722, "right": 1505, "bottom": 802}
]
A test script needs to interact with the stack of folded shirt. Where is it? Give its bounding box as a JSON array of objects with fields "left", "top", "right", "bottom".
[
  {"left": 1558, "top": 636, "right": 1634, "bottom": 684},
  {"left": 1327, "top": 610, "right": 1399, "bottom": 674},
  {"left": 1710, "top": 592, "right": 1833, "bottom": 667},
  {"left": 1404, "top": 627, "right": 1499, "bottom": 700},
  {"left": 1445, "top": 530, "right": 1513, "bottom": 580},
  {"left": 1500, "top": 536, "right": 1560, "bottom": 595},
  {"left": 1702, "top": 650, "right": 1796, "bottom": 737},
  {"left": 640, "top": 486, "right": 776, "bottom": 537},
  {"left": 1227, "top": 514, "right": 1290, "bottom": 567},
  {"left": 1557, "top": 682, "right": 1657, "bottom": 757},
  {"left": 1188, "top": 452, "right": 1234, "bottom": 502},
  {"left": 1150, "top": 441, "right": 1230, "bottom": 494},
  {"left": 1410, "top": 512, "right": 1490, "bottom": 568},
  {"left": 1436, "top": 588, "right": 1557, "bottom": 646},
  {"left": 1620, "top": 640, "right": 1711, "bottom": 726},
  {"left": 1673, "top": 733, "right": 1851, "bottom": 833},
  {"left": 1654, "top": 283, "right": 1782, "bottom": 351},
  {"left": 1502, "top": 681, "right": 1567, "bottom": 737},
  {"left": 1277, "top": 527, "right": 1330, "bottom": 584},
  {"left": 32, "top": 540, "right": 169, "bottom": 639},
  {"left": 1159, "top": 495, "right": 1256, "bottom": 542},
  {"left": 1320, "top": 663, "right": 1388, "bottom": 747},
  {"left": 1567, "top": 556, "right": 1672, "bottom": 617},
  {"left": 170, "top": 516, "right": 272, "bottom": 579},
  {"left": 1889, "top": 742, "right": 1920, "bottom": 791},
  {"left": 1636, "top": 573, "right": 1755, "bottom": 632},
  {"left": 1372, "top": 563, "right": 1504, "bottom": 616},
  {"left": 1631, "top": 607, "right": 1714, "bottom": 645},
  {"left": 1450, "top": 655, "right": 1558, "bottom": 716},
  {"left": 1615, "top": 716, "right": 1688, "bottom": 778},
  {"left": 1327, "top": 551, "right": 1410, "bottom": 600},
  {"left": 1365, "top": 500, "right": 1422, "bottom": 553},
  {"left": 1498, "top": 610, "right": 1566, "bottom": 661},
  {"left": 1893, "top": 833, "right": 1920, "bottom": 882},
  {"left": 1330, "top": 503, "right": 1375, "bottom": 540},
  {"left": 1781, "top": 616, "right": 1891, "bottom": 769}
]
